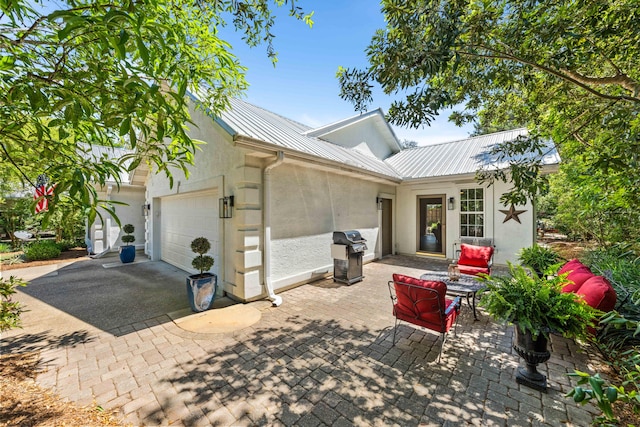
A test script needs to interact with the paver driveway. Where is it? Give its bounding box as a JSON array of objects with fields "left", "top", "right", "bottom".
[{"left": 2, "top": 255, "right": 599, "bottom": 426}]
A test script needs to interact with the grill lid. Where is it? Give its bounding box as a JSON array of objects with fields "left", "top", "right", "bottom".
[{"left": 333, "top": 230, "right": 366, "bottom": 245}]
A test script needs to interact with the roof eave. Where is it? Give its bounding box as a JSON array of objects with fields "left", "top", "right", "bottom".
[{"left": 234, "top": 135, "right": 402, "bottom": 184}]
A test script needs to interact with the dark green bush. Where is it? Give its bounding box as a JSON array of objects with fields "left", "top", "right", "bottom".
[
  {"left": 55, "top": 240, "right": 73, "bottom": 252},
  {"left": 191, "top": 236, "right": 214, "bottom": 277},
  {"left": 581, "top": 244, "right": 640, "bottom": 351},
  {"left": 584, "top": 244, "right": 640, "bottom": 318},
  {"left": 24, "top": 240, "right": 61, "bottom": 261},
  {"left": 121, "top": 224, "right": 135, "bottom": 245},
  {"left": 55, "top": 238, "right": 86, "bottom": 252},
  {"left": 1, "top": 276, "right": 27, "bottom": 332}
]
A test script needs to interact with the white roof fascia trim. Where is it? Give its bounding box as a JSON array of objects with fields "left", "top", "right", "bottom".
[
  {"left": 401, "top": 172, "right": 478, "bottom": 184},
  {"left": 235, "top": 136, "right": 402, "bottom": 184}
]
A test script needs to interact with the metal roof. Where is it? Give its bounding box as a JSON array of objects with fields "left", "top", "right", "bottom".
[
  {"left": 216, "top": 98, "right": 403, "bottom": 179},
  {"left": 190, "top": 94, "right": 560, "bottom": 181},
  {"left": 384, "top": 128, "right": 560, "bottom": 179}
]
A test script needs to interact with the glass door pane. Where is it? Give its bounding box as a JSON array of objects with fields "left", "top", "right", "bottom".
[{"left": 418, "top": 196, "right": 444, "bottom": 254}]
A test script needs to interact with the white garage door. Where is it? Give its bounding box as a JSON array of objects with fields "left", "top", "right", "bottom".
[{"left": 160, "top": 190, "right": 218, "bottom": 274}]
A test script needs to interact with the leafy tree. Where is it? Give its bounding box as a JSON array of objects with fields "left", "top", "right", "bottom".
[
  {"left": 0, "top": 197, "right": 37, "bottom": 248},
  {"left": 400, "top": 139, "right": 418, "bottom": 149},
  {"left": 48, "top": 194, "right": 86, "bottom": 242},
  {"left": 338, "top": 0, "right": 640, "bottom": 218},
  {"left": 1, "top": 0, "right": 313, "bottom": 224}
]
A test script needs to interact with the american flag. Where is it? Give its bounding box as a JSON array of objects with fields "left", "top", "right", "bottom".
[{"left": 34, "top": 174, "right": 56, "bottom": 214}]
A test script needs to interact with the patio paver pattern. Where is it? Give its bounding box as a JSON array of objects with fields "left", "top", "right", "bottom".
[{"left": 2, "top": 256, "right": 599, "bottom": 426}]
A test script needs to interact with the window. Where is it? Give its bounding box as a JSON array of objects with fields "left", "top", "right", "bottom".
[{"left": 460, "top": 188, "right": 484, "bottom": 237}]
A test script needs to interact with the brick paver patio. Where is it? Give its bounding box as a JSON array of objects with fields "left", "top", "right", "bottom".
[{"left": 2, "top": 256, "right": 599, "bottom": 426}]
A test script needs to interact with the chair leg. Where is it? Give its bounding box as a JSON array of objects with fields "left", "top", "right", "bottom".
[
  {"left": 392, "top": 318, "right": 399, "bottom": 346},
  {"left": 437, "top": 332, "right": 446, "bottom": 363},
  {"left": 453, "top": 315, "right": 459, "bottom": 338}
]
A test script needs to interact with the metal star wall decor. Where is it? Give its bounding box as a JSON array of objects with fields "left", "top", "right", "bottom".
[{"left": 500, "top": 204, "right": 527, "bottom": 224}]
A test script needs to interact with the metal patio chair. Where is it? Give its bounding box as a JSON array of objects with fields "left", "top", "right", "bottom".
[{"left": 388, "top": 273, "right": 461, "bottom": 362}]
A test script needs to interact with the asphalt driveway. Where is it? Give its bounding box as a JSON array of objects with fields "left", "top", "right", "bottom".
[{"left": 3, "top": 254, "right": 190, "bottom": 337}]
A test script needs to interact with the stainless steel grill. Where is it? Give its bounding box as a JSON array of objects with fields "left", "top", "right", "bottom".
[{"left": 331, "top": 230, "right": 367, "bottom": 285}]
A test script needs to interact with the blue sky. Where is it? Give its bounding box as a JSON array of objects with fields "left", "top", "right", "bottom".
[{"left": 220, "top": 0, "right": 475, "bottom": 145}]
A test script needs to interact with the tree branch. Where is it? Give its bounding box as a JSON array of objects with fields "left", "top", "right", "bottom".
[
  {"left": 0, "top": 141, "right": 36, "bottom": 188},
  {"left": 458, "top": 46, "right": 640, "bottom": 104},
  {"left": 560, "top": 69, "right": 640, "bottom": 96}
]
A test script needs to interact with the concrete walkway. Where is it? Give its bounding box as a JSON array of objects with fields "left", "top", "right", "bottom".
[{"left": 2, "top": 255, "right": 599, "bottom": 426}]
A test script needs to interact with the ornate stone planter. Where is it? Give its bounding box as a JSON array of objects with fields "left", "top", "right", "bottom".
[{"left": 513, "top": 326, "right": 551, "bottom": 392}]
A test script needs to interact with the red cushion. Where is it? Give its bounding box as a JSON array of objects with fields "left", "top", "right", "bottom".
[
  {"left": 458, "top": 264, "right": 491, "bottom": 276},
  {"left": 459, "top": 244, "right": 494, "bottom": 268},
  {"left": 392, "top": 274, "right": 454, "bottom": 332},
  {"left": 562, "top": 265, "right": 594, "bottom": 293},
  {"left": 578, "top": 276, "right": 617, "bottom": 312},
  {"left": 559, "top": 259, "right": 585, "bottom": 275}
]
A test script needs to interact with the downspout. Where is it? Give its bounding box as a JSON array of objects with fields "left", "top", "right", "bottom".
[{"left": 263, "top": 151, "right": 285, "bottom": 306}]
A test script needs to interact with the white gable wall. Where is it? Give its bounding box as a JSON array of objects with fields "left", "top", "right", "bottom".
[
  {"left": 490, "top": 180, "right": 536, "bottom": 264},
  {"left": 318, "top": 119, "right": 397, "bottom": 160}
]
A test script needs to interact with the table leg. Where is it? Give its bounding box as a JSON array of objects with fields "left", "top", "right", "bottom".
[{"left": 471, "top": 291, "right": 479, "bottom": 321}]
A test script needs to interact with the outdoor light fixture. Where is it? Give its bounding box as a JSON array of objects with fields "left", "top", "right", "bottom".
[
  {"left": 219, "top": 195, "right": 234, "bottom": 219},
  {"left": 376, "top": 197, "right": 383, "bottom": 210},
  {"left": 142, "top": 203, "right": 151, "bottom": 216},
  {"left": 448, "top": 196, "right": 455, "bottom": 210}
]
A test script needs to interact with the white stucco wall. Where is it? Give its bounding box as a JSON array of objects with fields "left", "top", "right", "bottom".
[
  {"left": 90, "top": 185, "right": 146, "bottom": 253},
  {"left": 145, "top": 106, "right": 248, "bottom": 296},
  {"left": 395, "top": 176, "right": 535, "bottom": 265},
  {"left": 489, "top": 180, "right": 535, "bottom": 265},
  {"left": 269, "top": 163, "right": 395, "bottom": 289}
]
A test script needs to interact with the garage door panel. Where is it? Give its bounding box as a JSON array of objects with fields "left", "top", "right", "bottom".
[{"left": 160, "top": 191, "right": 218, "bottom": 274}]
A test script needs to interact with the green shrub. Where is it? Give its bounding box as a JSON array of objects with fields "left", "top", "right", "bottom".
[
  {"left": 1, "top": 276, "right": 27, "bottom": 332},
  {"left": 518, "top": 244, "right": 563, "bottom": 277},
  {"left": 583, "top": 244, "right": 640, "bottom": 319},
  {"left": 0, "top": 242, "right": 12, "bottom": 253},
  {"left": 55, "top": 238, "right": 85, "bottom": 252},
  {"left": 121, "top": 224, "right": 135, "bottom": 245},
  {"left": 567, "top": 360, "right": 640, "bottom": 426},
  {"left": 55, "top": 240, "right": 73, "bottom": 252},
  {"left": 24, "top": 240, "right": 61, "bottom": 261},
  {"left": 478, "top": 263, "right": 599, "bottom": 341},
  {"left": 191, "top": 236, "right": 214, "bottom": 277}
]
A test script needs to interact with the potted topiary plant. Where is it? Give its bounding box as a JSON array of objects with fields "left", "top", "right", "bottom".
[
  {"left": 119, "top": 224, "right": 136, "bottom": 263},
  {"left": 517, "top": 244, "right": 562, "bottom": 278},
  {"left": 478, "top": 263, "right": 599, "bottom": 392},
  {"left": 186, "top": 236, "right": 217, "bottom": 312}
]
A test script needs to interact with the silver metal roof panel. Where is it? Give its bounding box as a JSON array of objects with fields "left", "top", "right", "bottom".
[
  {"left": 385, "top": 129, "right": 560, "bottom": 179},
  {"left": 218, "top": 98, "right": 402, "bottom": 179}
]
